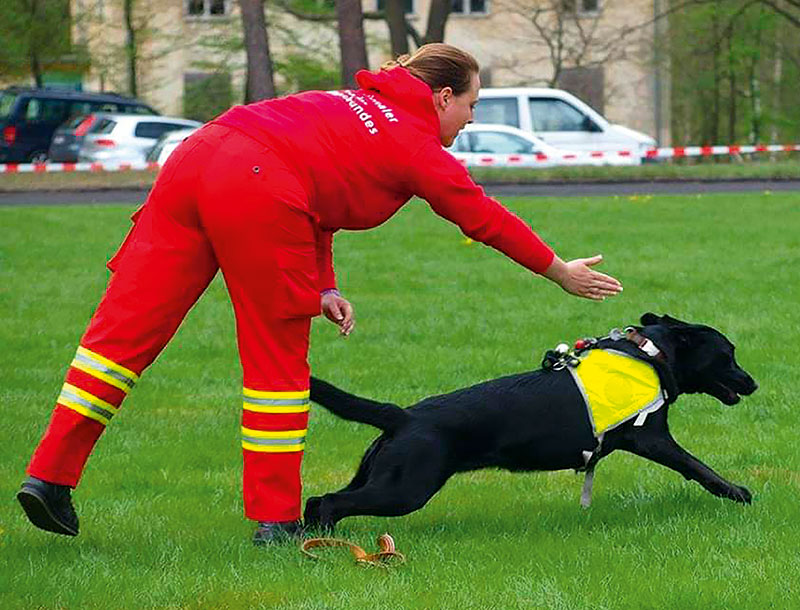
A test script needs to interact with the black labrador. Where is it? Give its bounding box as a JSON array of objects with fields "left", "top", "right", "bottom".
[{"left": 305, "top": 313, "right": 758, "bottom": 530}]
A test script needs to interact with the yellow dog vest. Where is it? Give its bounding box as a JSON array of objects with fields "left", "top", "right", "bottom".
[{"left": 568, "top": 349, "right": 665, "bottom": 436}]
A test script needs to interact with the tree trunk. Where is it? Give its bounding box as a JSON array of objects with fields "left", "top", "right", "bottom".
[
  {"left": 29, "top": 0, "right": 44, "bottom": 87},
  {"left": 335, "top": 0, "right": 369, "bottom": 88},
  {"left": 240, "top": 0, "right": 276, "bottom": 102},
  {"left": 424, "top": 0, "right": 451, "bottom": 43},
  {"left": 123, "top": 0, "right": 137, "bottom": 96},
  {"left": 727, "top": 34, "right": 737, "bottom": 144},
  {"left": 385, "top": 0, "right": 410, "bottom": 56}
]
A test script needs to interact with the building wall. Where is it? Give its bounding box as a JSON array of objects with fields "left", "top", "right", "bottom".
[{"left": 70, "top": 0, "right": 670, "bottom": 143}]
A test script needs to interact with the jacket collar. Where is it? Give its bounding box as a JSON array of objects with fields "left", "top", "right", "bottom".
[{"left": 355, "top": 67, "right": 441, "bottom": 138}]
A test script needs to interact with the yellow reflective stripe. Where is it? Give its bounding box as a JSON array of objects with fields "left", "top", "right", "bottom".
[
  {"left": 62, "top": 383, "right": 118, "bottom": 415},
  {"left": 77, "top": 347, "right": 140, "bottom": 383},
  {"left": 70, "top": 359, "right": 133, "bottom": 394},
  {"left": 243, "top": 388, "right": 309, "bottom": 400},
  {"left": 241, "top": 441, "right": 305, "bottom": 453},
  {"left": 241, "top": 427, "right": 307, "bottom": 439},
  {"left": 242, "top": 387, "right": 310, "bottom": 414},
  {"left": 58, "top": 397, "right": 111, "bottom": 425},
  {"left": 242, "top": 401, "right": 310, "bottom": 414},
  {"left": 241, "top": 427, "right": 306, "bottom": 453}
]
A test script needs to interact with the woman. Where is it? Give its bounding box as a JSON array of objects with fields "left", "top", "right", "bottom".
[{"left": 18, "top": 44, "right": 622, "bottom": 544}]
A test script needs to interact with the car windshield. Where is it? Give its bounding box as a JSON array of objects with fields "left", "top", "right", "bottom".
[{"left": 0, "top": 92, "right": 18, "bottom": 120}]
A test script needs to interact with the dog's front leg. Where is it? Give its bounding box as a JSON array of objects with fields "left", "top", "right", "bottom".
[{"left": 625, "top": 434, "right": 752, "bottom": 503}]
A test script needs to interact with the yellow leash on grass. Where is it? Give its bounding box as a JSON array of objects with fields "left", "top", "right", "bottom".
[{"left": 300, "top": 533, "right": 406, "bottom": 567}]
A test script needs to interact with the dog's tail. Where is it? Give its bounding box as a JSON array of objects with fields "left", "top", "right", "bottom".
[{"left": 310, "top": 377, "right": 410, "bottom": 433}]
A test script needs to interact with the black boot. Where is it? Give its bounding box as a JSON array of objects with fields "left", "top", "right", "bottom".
[
  {"left": 252, "top": 520, "right": 303, "bottom": 546},
  {"left": 17, "top": 476, "right": 79, "bottom": 536}
]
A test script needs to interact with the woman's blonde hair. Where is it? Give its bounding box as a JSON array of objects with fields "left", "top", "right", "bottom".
[{"left": 382, "top": 43, "right": 479, "bottom": 96}]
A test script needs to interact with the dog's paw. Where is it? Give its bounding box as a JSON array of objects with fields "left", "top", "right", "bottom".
[
  {"left": 727, "top": 485, "right": 752, "bottom": 504},
  {"left": 304, "top": 496, "right": 323, "bottom": 527}
]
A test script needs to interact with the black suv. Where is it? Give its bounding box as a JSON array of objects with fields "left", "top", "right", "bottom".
[{"left": 0, "top": 87, "right": 157, "bottom": 163}]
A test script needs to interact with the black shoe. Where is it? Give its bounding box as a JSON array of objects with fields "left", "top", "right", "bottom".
[
  {"left": 252, "top": 520, "right": 303, "bottom": 546},
  {"left": 17, "top": 476, "right": 79, "bottom": 537}
]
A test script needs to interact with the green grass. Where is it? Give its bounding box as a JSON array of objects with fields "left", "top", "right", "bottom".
[
  {"left": 1, "top": 158, "right": 799, "bottom": 192},
  {"left": 1, "top": 192, "right": 799, "bottom": 609}
]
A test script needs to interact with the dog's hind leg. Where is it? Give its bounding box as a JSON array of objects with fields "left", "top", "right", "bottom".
[
  {"left": 306, "top": 436, "right": 450, "bottom": 529},
  {"left": 625, "top": 433, "right": 752, "bottom": 503}
]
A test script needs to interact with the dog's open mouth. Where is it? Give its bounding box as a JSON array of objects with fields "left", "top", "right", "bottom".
[{"left": 712, "top": 381, "right": 741, "bottom": 405}]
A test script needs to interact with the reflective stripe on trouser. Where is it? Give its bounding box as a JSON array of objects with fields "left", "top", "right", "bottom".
[{"left": 241, "top": 385, "right": 310, "bottom": 522}]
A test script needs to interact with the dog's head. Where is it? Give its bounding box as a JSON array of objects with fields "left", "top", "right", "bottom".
[{"left": 637, "top": 313, "right": 758, "bottom": 405}]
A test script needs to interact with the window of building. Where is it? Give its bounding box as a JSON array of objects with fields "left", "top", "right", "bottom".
[
  {"left": 376, "top": 0, "right": 414, "bottom": 14},
  {"left": 562, "top": 0, "right": 600, "bottom": 15},
  {"left": 452, "top": 0, "right": 488, "bottom": 15},
  {"left": 186, "top": 0, "right": 229, "bottom": 18}
]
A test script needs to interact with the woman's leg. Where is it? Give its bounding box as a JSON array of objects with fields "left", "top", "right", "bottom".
[
  {"left": 198, "top": 134, "right": 320, "bottom": 524},
  {"left": 25, "top": 132, "right": 219, "bottom": 488}
]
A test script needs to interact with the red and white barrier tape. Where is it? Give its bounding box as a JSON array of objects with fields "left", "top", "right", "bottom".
[
  {"left": 0, "top": 161, "right": 161, "bottom": 173},
  {"left": 1, "top": 144, "right": 799, "bottom": 173},
  {"left": 457, "top": 143, "right": 800, "bottom": 167}
]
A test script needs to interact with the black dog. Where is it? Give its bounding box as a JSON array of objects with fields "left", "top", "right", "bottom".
[{"left": 305, "top": 314, "right": 758, "bottom": 530}]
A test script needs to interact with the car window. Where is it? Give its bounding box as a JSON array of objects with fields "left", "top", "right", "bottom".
[
  {"left": 470, "top": 131, "right": 535, "bottom": 154},
  {"left": 89, "top": 118, "right": 117, "bottom": 134},
  {"left": 134, "top": 122, "right": 187, "bottom": 139},
  {"left": 0, "top": 92, "right": 18, "bottom": 120},
  {"left": 119, "top": 104, "right": 157, "bottom": 115},
  {"left": 23, "top": 98, "right": 69, "bottom": 124},
  {"left": 68, "top": 101, "right": 94, "bottom": 120},
  {"left": 93, "top": 102, "right": 121, "bottom": 113},
  {"left": 474, "top": 98, "right": 520, "bottom": 128},
  {"left": 450, "top": 132, "right": 470, "bottom": 152},
  {"left": 528, "top": 98, "right": 588, "bottom": 132}
]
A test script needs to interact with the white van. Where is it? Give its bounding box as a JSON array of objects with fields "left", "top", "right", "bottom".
[{"left": 475, "top": 88, "right": 656, "bottom": 161}]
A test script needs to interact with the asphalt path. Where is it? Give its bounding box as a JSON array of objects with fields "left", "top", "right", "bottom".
[{"left": 1, "top": 180, "right": 799, "bottom": 206}]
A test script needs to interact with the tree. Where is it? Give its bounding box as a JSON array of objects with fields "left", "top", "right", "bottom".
[
  {"left": 334, "top": 0, "right": 369, "bottom": 87},
  {"left": 240, "top": 0, "right": 277, "bottom": 101},
  {"left": 0, "top": 0, "right": 73, "bottom": 86}
]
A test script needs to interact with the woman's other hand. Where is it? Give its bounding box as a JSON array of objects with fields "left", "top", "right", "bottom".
[
  {"left": 543, "top": 255, "right": 623, "bottom": 301},
  {"left": 321, "top": 291, "right": 355, "bottom": 336}
]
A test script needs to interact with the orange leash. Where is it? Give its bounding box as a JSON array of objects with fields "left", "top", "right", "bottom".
[{"left": 300, "top": 533, "right": 406, "bottom": 567}]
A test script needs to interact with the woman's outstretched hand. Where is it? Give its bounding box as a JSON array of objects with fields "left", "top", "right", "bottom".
[
  {"left": 321, "top": 291, "right": 355, "bottom": 336},
  {"left": 543, "top": 255, "right": 623, "bottom": 301}
]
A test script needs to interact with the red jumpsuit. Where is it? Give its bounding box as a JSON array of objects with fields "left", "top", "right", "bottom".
[{"left": 25, "top": 67, "right": 555, "bottom": 523}]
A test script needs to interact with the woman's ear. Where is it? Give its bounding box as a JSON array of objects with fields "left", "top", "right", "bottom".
[{"left": 435, "top": 87, "right": 453, "bottom": 111}]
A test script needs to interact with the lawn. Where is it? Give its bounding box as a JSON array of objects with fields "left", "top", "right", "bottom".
[{"left": 1, "top": 192, "right": 798, "bottom": 609}]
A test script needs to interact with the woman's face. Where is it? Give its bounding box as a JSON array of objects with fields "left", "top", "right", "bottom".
[{"left": 434, "top": 72, "right": 480, "bottom": 147}]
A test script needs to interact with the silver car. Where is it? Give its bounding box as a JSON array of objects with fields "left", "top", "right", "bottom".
[{"left": 78, "top": 113, "right": 201, "bottom": 164}]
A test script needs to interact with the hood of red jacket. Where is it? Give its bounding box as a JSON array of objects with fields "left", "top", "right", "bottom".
[{"left": 355, "top": 67, "right": 440, "bottom": 139}]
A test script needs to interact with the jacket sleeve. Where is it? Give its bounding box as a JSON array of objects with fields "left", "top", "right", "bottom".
[
  {"left": 315, "top": 227, "right": 337, "bottom": 292},
  {"left": 407, "top": 141, "right": 555, "bottom": 274}
]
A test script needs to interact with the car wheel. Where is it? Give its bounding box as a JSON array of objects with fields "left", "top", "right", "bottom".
[{"left": 28, "top": 151, "right": 49, "bottom": 164}]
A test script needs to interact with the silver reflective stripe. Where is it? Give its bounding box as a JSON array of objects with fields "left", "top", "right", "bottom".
[
  {"left": 60, "top": 388, "right": 115, "bottom": 421},
  {"left": 243, "top": 396, "right": 308, "bottom": 406},
  {"left": 241, "top": 435, "right": 305, "bottom": 446},
  {"left": 73, "top": 352, "right": 135, "bottom": 389}
]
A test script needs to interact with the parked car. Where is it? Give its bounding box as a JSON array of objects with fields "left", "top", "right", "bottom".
[
  {"left": 474, "top": 88, "right": 656, "bottom": 161},
  {"left": 447, "top": 123, "right": 625, "bottom": 167},
  {"left": 77, "top": 114, "right": 202, "bottom": 164},
  {"left": 0, "top": 87, "right": 157, "bottom": 163},
  {"left": 145, "top": 127, "right": 200, "bottom": 165}
]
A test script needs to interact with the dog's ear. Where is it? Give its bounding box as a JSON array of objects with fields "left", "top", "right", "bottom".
[{"left": 640, "top": 313, "right": 662, "bottom": 326}]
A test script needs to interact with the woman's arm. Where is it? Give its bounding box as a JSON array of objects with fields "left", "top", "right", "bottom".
[{"left": 409, "top": 141, "right": 622, "bottom": 299}]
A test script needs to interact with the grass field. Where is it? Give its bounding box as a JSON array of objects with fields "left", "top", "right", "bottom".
[{"left": 1, "top": 192, "right": 798, "bottom": 609}]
